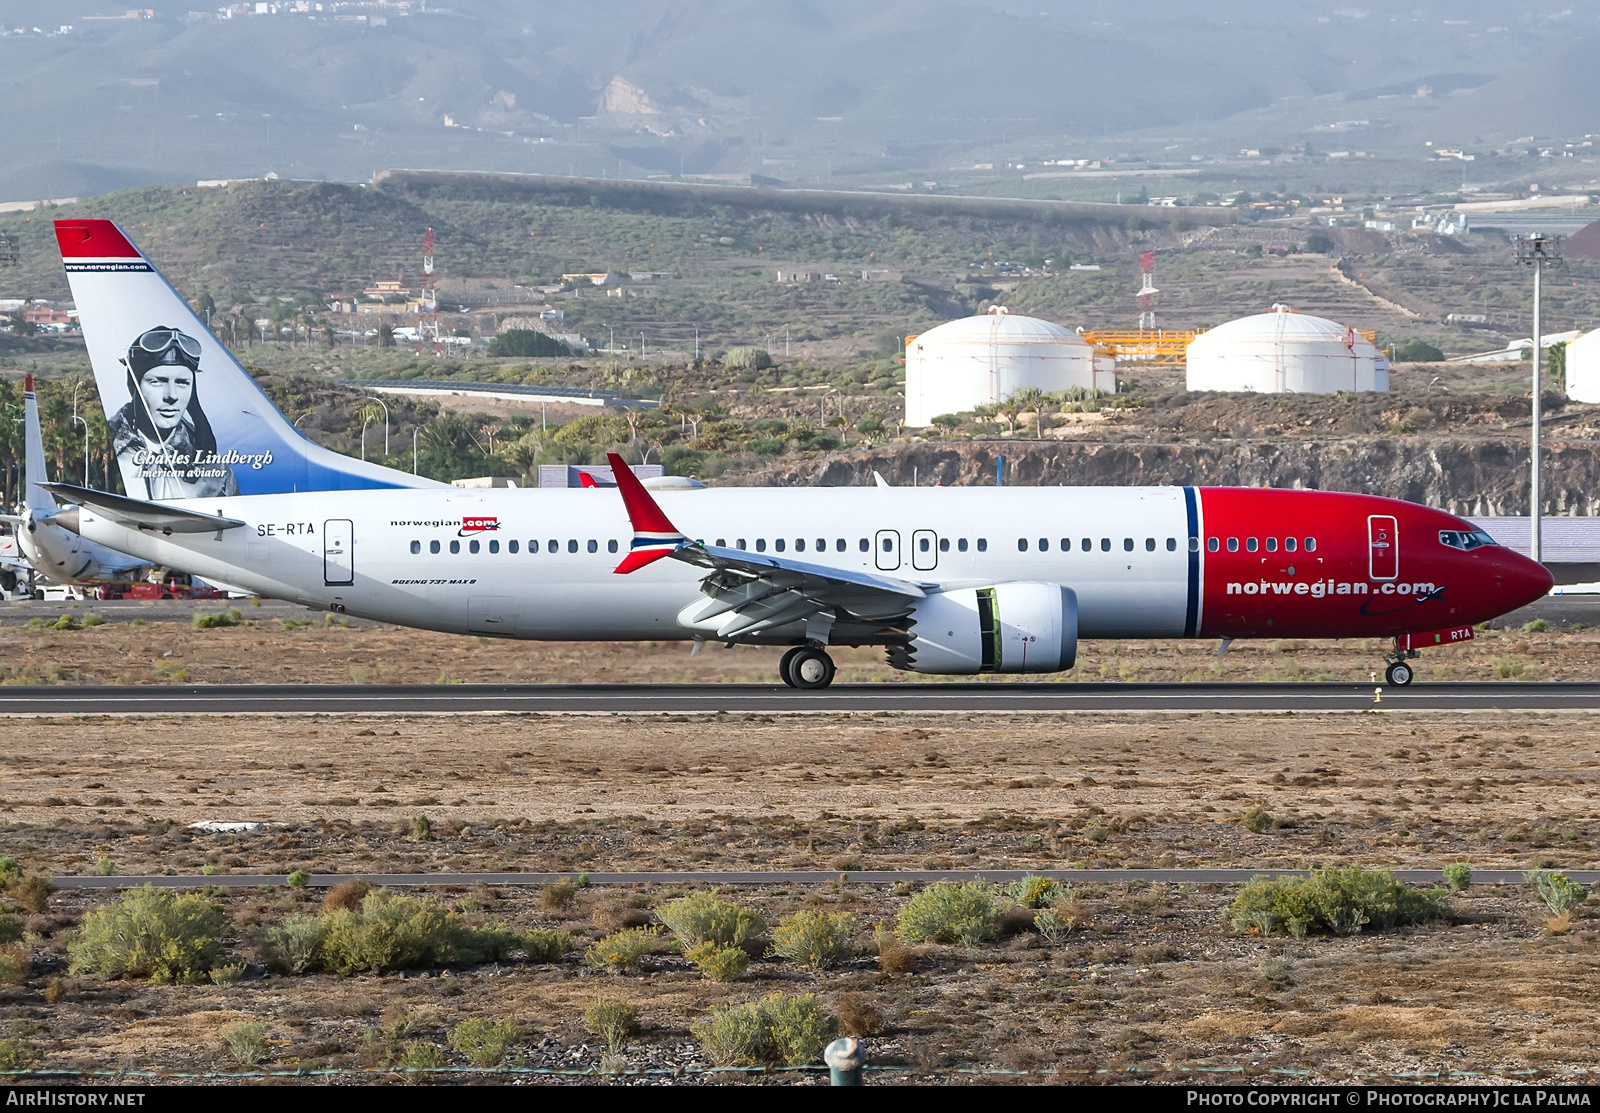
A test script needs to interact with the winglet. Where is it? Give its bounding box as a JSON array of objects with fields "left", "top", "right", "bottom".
[{"left": 607, "top": 452, "right": 687, "bottom": 573}]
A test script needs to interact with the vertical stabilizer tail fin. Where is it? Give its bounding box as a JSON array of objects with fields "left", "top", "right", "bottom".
[
  {"left": 22, "top": 375, "right": 54, "bottom": 511},
  {"left": 606, "top": 452, "right": 687, "bottom": 573},
  {"left": 54, "top": 219, "right": 444, "bottom": 497}
]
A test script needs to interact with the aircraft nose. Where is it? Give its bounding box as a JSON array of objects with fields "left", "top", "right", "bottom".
[{"left": 1495, "top": 547, "right": 1555, "bottom": 610}]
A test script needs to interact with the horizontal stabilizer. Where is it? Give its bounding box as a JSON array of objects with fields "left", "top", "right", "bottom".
[{"left": 41, "top": 483, "right": 246, "bottom": 534}]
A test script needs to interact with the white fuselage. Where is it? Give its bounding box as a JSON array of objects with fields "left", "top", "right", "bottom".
[
  {"left": 20, "top": 512, "right": 143, "bottom": 585},
  {"left": 70, "top": 485, "right": 1196, "bottom": 640}
]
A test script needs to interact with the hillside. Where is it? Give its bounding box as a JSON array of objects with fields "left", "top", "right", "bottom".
[{"left": 0, "top": 1, "right": 1593, "bottom": 200}]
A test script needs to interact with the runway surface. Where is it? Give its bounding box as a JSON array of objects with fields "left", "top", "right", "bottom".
[
  {"left": 51, "top": 869, "right": 1599, "bottom": 889},
  {"left": 4, "top": 680, "right": 1600, "bottom": 714}
]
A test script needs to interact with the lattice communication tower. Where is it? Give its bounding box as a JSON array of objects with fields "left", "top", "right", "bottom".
[{"left": 1136, "top": 251, "right": 1157, "bottom": 330}]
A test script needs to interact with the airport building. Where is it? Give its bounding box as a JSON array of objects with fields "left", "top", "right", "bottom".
[
  {"left": 903, "top": 307, "right": 1112, "bottom": 427},
  {"left": 1565, "top": 327, "right": 1600, "bottom": 404},
  {"left": 1185, "top": 305, "right": 1389, "bottom": 394}
]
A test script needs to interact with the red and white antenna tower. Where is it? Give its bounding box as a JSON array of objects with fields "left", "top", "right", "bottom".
[
  {"left": 418, "top": 227, "right": 439, "bottom": 355},
  {"left": 1136, "top": 251, "right": 1157, "bottom": 330}
]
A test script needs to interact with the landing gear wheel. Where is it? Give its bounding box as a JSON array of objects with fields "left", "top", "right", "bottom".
[
  {"left": 789, "top": 648, "right": 836, "bottom": 690},
  {"left": 1385, "top": 661, "right": 1414, "bottom": 687},
  {"left": 778, "top": 646, "right": 805, "bottom": 688}
]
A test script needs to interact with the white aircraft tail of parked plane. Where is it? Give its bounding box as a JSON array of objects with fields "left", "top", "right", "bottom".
[{"left": 1, "top": 375, "right": 147, "bottom": 586}]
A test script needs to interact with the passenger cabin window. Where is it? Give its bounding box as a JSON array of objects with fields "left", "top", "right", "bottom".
[
  {"left": 817, "top": 538, "right": 826, "bottom": 552},
  {"left": 1265, "top": 537, "right": 1278, "bottom": 552},
  {"left": 489, "top": 540, "right": 499, "bottom": 554},
  {"left": 430, "top": 540, "right": 441, "bottom": 554},
  {"left": 567, "top": 540, "right": 578, "bottom": 554},
  {"left": 939, "top": 538, "right": 950, "bottom": 552},
  {"left": 1284, "top": 537, "right": 1296, "bottom": 552},
  {"left": 1018, "top": 538, "right": 1029, "bottom": 552},
  {"left": 1101, "top": 538, "right": 1111, "bottom": 552},
  {"left": 469, "top": 539, "right": 481, "bottom": 553},
  {"left": 1082, "top": 538, "right": 1091, "bottom": 551},
  {"left": 585, "top": 540, "right": 596, "bottom": 554},
  {"left": 756, "top": 539, "right": 766, "bottom": 552},
  {"left": 1166, "top": 538, "right": 1177, "bottom": 551},
  {"left": 1124, "top": 538, "right": 1134, "bottom": 552},
  {"left": 1439, "top": 529, "right": 1495, "bottom": 551},
  {"left": 881, "top": 538, "right": 893, "bottom": 552},
  {"left": 795, "top": 539, "right": 805, "bottom": 552},
  {"left": 1246, "top": 537, "right": 1259, "bottom": 552},
  {"left": 737, "top": 539, "right": 747, "bottom": 550},
  {"left": 977, "top": 538, "right": 988, "bottom": 552},
  {"left": 716, "top": 539, "right": 725, "bottom": 547},
  {"left": 548, "top": 539, "right": 558, "bottom": 554},
  {"left": 1207, "top": 537, "right": 1218, "bottom": 552},
  {"left": 835, "top": 539, "right": 845, "bottom": 552},
  {"left": 450, "top": 540, "right": 461, "bottom": 554},
  {"left": 608, "top": 540, "right": 619, "bottom": 553},
  {"left": 859, "top": 538, "right": 869, "bottom": 552},
  {"left": 958, "top": 538, "right": 969, "bottom": 552},
  {"left": 1146, "top": 538, "right": 1156, "bottom": 552},
  {"left": 919, "top": 537, "right": 932, "bottom": 552},
  {"left": 410, "top": 540, "right": 420, "bottom": 555},
  {"left": 1227, "top": 537, "right": 1239, "bottom": 552},
  {"left": 1188, "top": 537, "right": 1199, "bottom": 552},
  {"left": 1061, "top": 538, "right": 1071, "bottom": 551},
  {"left": 509, "top": 541, "right": 519, "bottom": 554},
  {"left": 1039, "top": 538, "right": 1049, "bottom": 551},
  {"left": 775, "top": 539, "right": 786, "bottom": 552},
  {"left": 1305, "top": 537, "right": 1316, "bottom": 552}
]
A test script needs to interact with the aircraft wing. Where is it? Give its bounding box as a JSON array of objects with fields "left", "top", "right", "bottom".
[
  {"left": 604, "top": 452, "right": 925, "bottom": 641},
  {"left": 41, "top": 483, "right": 247, "bottom": 535}
]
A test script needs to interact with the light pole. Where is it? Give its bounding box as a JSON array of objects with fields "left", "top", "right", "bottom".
[
  {"left": 1516, "top": 231, "right": 1565, "bottom": 564},
  {"left": 361, "top": 417, "right": 371, "bottom": 462},
  {"left": 73, "top": 415, "right": 88, "bottom": 485},
  {"left": 412, "top": 426, "right": 419, "bottom": 475}
]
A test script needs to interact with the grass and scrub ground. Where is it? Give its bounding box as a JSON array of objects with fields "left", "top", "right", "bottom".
[{"left": 1, "top": 708, "right": 1600, "bottom": 1079}]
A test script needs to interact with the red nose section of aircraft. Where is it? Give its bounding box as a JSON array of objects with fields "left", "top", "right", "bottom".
[{"left": 1197, "top": 488, "right": 1553, "bottom": 639}]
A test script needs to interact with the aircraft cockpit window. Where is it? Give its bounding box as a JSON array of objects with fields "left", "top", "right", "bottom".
[{"left": 1439, "top": 529, "right": 1496, "bottom": 551}]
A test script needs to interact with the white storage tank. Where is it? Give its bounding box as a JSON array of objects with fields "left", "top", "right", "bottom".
[
  {"left": 1564, "top": 328, "right": 1600, "bottom": 403},
  {"left": 904, "top": 307, "right": 1109, "bottom": 427},
  {"left": 1185, "top": 305, "right": 1390, "bottom": 394}
]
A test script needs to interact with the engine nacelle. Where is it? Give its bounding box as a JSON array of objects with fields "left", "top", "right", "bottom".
[{"left": 890, "top": 582, "right": 1078, "bottom": 674}]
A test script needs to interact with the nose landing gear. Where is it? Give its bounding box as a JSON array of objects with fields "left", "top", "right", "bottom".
[
  {"left": 1383, "top": 638, "right": 1419, "bottom": 686},
  {"left": 779, "top": 646, "right": 836, "bottom": 689}
]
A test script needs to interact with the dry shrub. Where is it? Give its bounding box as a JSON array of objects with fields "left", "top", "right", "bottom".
[
  {"left": 655, "top": 892, "right": 765, "bottom": 952},
  {"left": 685, "top": 942, "right": 748, "bottom": 982},
  {"left": 583, "top": 998, "right": 640, "bottom": 1051},
  {"left": 834, "top": 992, "right": 884, "bottom": 1036},
  {"left": 0, "top": 943, "right": 27, "bottom": 986},
  {"left": 896, "top": 881, "right": 1000, "bottom": 945},
  {"left": 770, "top": 910, "right": 855, "bottom": 972},
  {"left": 1332, "top": 1006, "right": 1482, "bottom": 1045},
  {"left": 1545, "top": 912, "right": 1574, "bottom": 936},
  {"left": 448, "top": 1018, "right": 521, "bottom": 1067},
  {"left": 42, "top": 977, "right": 66, "bottom": 1004},
  {"left": 539, "top": 880, "right": 578, "bottom": 912},
  {"left": 67, "top": 886, "right": 224, "bottom": 983},
  {"left": 322, "top": 879, "right": 374, "bottom": 913},
  {"left": 583, "top": 927, "right": 660, "bottom": 973},
  {"left": 590, "top": 893, "right": 652, "bottom": 934},
  {"left": 691, "top": 993, "right": 837, "bottom": 1067},
  {"left": 873, "top": 927, "right": 917, "bottom": 974},
  {"left": 7, "top": 877, "right": 53, "bottom": 915}
]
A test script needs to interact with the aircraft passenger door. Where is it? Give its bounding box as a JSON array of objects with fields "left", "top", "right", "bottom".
[
  {"left": 912, "top": 529, "right": 938, "bottom": 571},
  {"left": 1368, "top": 515, "right": 1398, "bottom": 581},
  {"left": 874, "top": 529, "right": 901, "bottom": 571},
  {"left": 323, "top": 519, "right": 354, "bottom": 586}
]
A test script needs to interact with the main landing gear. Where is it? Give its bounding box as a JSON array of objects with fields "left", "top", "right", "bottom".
[
  {"left": 779, "top": 646, "right": 837, "bottom": 690},
  {"left": 1383, "top": 639, "right": 1419, "bottom": 687}
]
